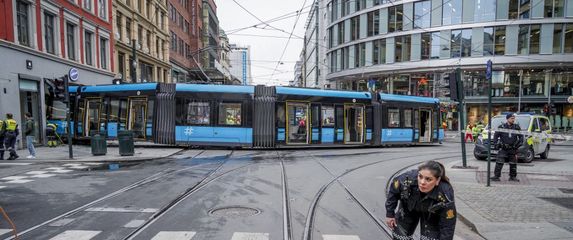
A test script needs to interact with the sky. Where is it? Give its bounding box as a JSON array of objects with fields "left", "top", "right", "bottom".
[{"left": 217, "top": 0, "right": 311, "bottom": 86}]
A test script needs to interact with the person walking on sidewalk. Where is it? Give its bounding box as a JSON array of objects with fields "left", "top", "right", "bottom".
[
  {"left": 464, "top": 123, "right": 474, "bottom": 143},
  {"left": 4, "top": 113, "right": 19, "bottom": 160},
  {"left": 24, "top": 113, "right": 36, "bottom": 159},
  {"left": 385, "top": 161, "right": 456, "bottom": 240},
  {"left": 490, "top": 113, "right": 523, "bottom": 182},
  {"left": 0, "top": 118, "right": 5, "bottom": 160}
]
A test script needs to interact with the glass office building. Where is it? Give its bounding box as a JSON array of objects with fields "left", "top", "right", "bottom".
[{"left": 326, "top": 0, "right": 573, "bottom": 130}]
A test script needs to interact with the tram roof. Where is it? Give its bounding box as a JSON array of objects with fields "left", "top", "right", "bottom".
[
  {"left": 176, "top": 84, "right": 255, "bottom": 94},
  {"left": 276, "top": 87, "right": 371, "bottom": 99},
  {"left": 379, "top": 93, "right": 439, "bottom": 104},
  {"left": 80, "top": 83, "right": 158, "bottom": 93}
]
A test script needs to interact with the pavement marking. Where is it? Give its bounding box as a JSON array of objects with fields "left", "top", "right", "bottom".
[
  {"left": 85, "top": 207, "right": 159, "bottom": 213},
  {"left": 323, "top": 235, "right": 360, "bottom": 240},
  {"left": 1, "top": 176, "right": 29, "bottom": 181},
  {"left": 83, "top": 163, "right": 103, "bottom": 166},
  {"left": 231, "top": 232, "right": 270, "bottom": 240},
  {"left": 48, "top": 218, "right": 76, "bottom": 227},
  {"left": 527, "top": 175, "right": 569, "bottom": 181},
  {"left": 68, "top": 166, "right": 90, "bottom": 170},
  {"left": 48, "top": 230, "right": 101, "bottom": 240},
  {"left": 24, "top": 171, "right": 49, "bottom": 175},
  {"left": 45, "top": 167, "right": 66, "bottom": 170},
  {"left": 0, "top": 186, "right": 6, "bottom": 189},
  {"left": 62, "top": 163, "right": 83, "bottom": 167},
  {"left": 123, "top": 219, "right": 146, "bottom": 228},
  {"left": 5, "top": 179, "right": 34, "bottom": 184},
  {"left": 50, "top": 170, "right": 74, "bottom": 173},
  {"left": 30, "top": 174, "right": 57, "bottom": 178},
  {"left": 150, "top": 231, "right": 196, "bottom": 240},
  {"left": 0, "top": 229, "right": 12, "bottom": 236},
  {"left": 0, "top": 162, "right": 32, "bottom": 166}
]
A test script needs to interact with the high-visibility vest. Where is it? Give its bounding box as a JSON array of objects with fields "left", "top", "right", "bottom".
[
  {"left": 0, "top": 120, "right": 4, "bottom": 130},
  {"left": 5, "top": 119, "right": 17, "bottom": 131}
]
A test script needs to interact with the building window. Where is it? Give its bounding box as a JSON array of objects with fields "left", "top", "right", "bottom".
[
  {"left": 367, "top": 11, "right": 379, "bottom": 37},
  {"left": 421, "top": 32, "right": 431, "bottom": 60},
  {"left": 442, "top": 0, "right": 462, "bottom": 25},
  {"left": 461, "top": 29, "right": 472, "bottom": 57},
  {"left": 84, "top": 0, "right": 92, "bottom": 12},
  {"left": 430, "top": 32, "right": 440, "bottom": 59},
  {"left": 395, "top": 35, "right": 411, "bottom": 62},
  {"left": 118, "top": 53, "right": 125, "bottom": 80},
  {"left": 341, "top": 0, "right": 349, "bottom": 16},
  {"left": 508, "top": 0, "right": 519, "bottom": 19},
  {"left": 451, "top": 30, "right": 462, "bottom": 58},
  {"left": 388, "top": 5, "right": 403, "bottom": 32},
  {"left": 359, "top": 42, "right": 366, "bottom": 67},
  {"left": 116, "top": 12, "right": 123, "bottom": 40},
  {"left": 356, "top": 0, "right": 366, "bottom": 11},
  {"left": 179, "top": 39, "right": 184, "bottom": 56},
  {"left": 494, "top": 26, "right": 506, "bottom": 55},
  {"left": 44, "top": 13, "right": 55, "bottom": 54},
  {"left": 100, "top": 38, "right": 108, "bottom": 69},
  {"left": 518, "top": 25, "right": 530, "bottom": 54},
  {"left": 474, "top": 0, "right": 496, "bottom": 22},
  {"left": 98, "top": 0, "right": 107, "bottom": 19},
  {"left": 545, "top": 0, "right": 565, "bottom": 17},
  {"left": 373, "top": 39, "right": 386, "bottom": 64},
  {"left": 388, "top": 108, "right": 400, "bottom": 127},
  {"left": 331, "top": 0, "right": 338, "bottom": 22},
  {"left": 553, "top": 24, "right": 563, "bottom": 53},
  {"left": 564, "top": 24, "right": 573, "bottom": 53},
  {"left": 337, "top": 22, "right": 344, "bottom": 44},
  {"left": 138, "top": 25, "right": 143, "bottom": 47},
  {"left": 218, "top": 103, "right": 242, "bottom": 126},
  {"left": 171, "top": 32, "right": 177, "bottom": 51},
  {"left": 85, "top": 31, "right": 93, "bottom": 66},
  {"left": 529, "top": 24, "right": 541, "bottom": 54},
  {"left": 350, "top": 16, "right": 359, "bottom": 41},
  {"left": 414, "top": 1, "right": 431, "bottom": 29},
  {"left": 484, "top": 27, "right": 494, "bottom": 56},
  {"left": 66, "top": 23, "right": 76, "bottom": 60},
  {"left": 126, "top": 18, "right": 132, "bottom": 41},
  {"left": 518, "top": 0, "right": 530, "bottom": 19},
  {"left": 140, "top": 61, "right": 153, "bottom": 82},
  {"left": 147, "top": 30, "right": 151, "bottom": 50},
  {"left": 16, "top": 0, "right": 30, "bottom": 46}
]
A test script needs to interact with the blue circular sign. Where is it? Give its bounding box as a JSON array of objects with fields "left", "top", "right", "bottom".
[
  {"left": 69, "top": 68, "right": 79, "bottom": 82},
  {"left": 486, "top": 60, "right": 492, "bottom": 79}
]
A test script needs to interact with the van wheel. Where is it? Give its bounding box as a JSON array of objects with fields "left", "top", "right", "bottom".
[
  {"left": 473, "top": 148, "right": 486, "bottom": 161},
  {"left": 522, "top": 148, "right": 534, "bottom": 163},
  {"left": 540, "top": 145, "right": 550, "bottom": 159}
]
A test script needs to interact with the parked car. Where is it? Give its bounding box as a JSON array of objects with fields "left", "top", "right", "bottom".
[{"left": 473, "top": 114, "right": 552, "bottom": 163}]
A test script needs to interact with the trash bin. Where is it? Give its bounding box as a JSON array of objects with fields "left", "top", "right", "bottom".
[
  {"left": 91, "top": 133, "right": 107, "bottom": 156},
  {"left": 118, "top": 131, "right": 134, "bottom": 156}
]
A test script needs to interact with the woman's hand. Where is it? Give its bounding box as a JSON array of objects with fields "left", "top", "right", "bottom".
[{"left": 386, "top": 217, "right": 397, "bottom": 230}]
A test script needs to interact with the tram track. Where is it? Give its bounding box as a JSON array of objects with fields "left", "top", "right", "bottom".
[
  {"left": 301, "top": 150, "right": 462, "bottom": 240},
  {"left": 279, "top": 151, "right": 294, "bottom": 240}
]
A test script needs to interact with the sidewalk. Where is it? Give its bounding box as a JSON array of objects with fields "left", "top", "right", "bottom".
[
  {"left": 6, "top": 145, "right": 184, "bottom": 163},
  {"left": 447, "top": 158, "right": 573, "bottom": 240},
  {"left": 443, "top": 131, "right": 573, "bottom": 146}
]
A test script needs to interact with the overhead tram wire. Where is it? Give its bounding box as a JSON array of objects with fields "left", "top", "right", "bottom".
[
  {"left": 270, "top": 0, "right": 309, "bottom": 81},
  {"left": 227, "top": 1, "right": 314, "bottom": 35}
]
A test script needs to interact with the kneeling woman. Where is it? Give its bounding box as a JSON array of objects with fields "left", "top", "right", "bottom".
[{"left": 385, "top": 161, "right": 456, "bottom": 240}]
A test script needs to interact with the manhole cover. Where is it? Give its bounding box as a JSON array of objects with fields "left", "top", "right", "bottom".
[
  {"left": 540, "top": 197, "right": 573, "bottom": 210},
  {"left": 209, "top": 206, "right": 261, "bottom": 218}
]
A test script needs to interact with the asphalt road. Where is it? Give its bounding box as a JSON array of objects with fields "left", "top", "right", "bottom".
[{"left": 0, "top": 145, "right": 484, "bottom": 240}]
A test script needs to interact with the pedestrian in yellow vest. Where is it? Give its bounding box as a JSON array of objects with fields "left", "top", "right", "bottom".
[
  {"left": 0, "top": 119, "right": 5, "bottom": 160},
  {"left": 4, "top": 113, "right": 19, "bottom": 160}
]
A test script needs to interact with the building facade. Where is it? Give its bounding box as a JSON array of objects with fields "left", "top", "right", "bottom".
[
  {"left": 114, "top": 0, "right": 170, "bottom": 83},
  {"left": 292, "top": 60, "right": 304, "bottom": 86},
  {"left": 303, "top": 0, "right": 329, "bottom": 89},
  {"left": 326, "top": 0, "right": 573, "bottom": 130},
  {"left": 0, "top": 0, "right": 114, "bottom": 147},
  {"left": 168, "top": 0, "right": 204, "bottom": 83},
  {"left": 229, "top": 44, "right": 252, "bottom": 85}
]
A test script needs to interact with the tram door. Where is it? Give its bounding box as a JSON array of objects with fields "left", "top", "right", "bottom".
[
  {"left": 344, "top": 105, "right": 364, "bottom": 144},
  {"left": 286, "top": 102, "right": 310, "bottom": 144},
  {"left": 84, "top": 98, "right": 102, "bottom": 137},
  {"left": 419, "top": 109, "right": 432, "bottom": 143},
  {"left": 414, "top": 110, "right": 420, "bottom": 142},
  {"left": 128, "top": 97, "right": 148, "bottom": 139}
]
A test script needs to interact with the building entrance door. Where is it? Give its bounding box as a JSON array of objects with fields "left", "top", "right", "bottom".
[{"left": 19, "top": 80, "right": 42, "bottom": 145}]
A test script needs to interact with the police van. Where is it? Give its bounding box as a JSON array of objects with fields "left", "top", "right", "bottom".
[{"left": 474, "top": 114, "right": 552, "bottom": 163}]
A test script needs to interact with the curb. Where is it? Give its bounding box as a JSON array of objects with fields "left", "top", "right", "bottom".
[{"left": 11, "top": 148, "right": 187, "bottom": 164}]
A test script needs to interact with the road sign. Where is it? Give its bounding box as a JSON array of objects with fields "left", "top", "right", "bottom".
[
  {"left": 486, "top": 60, "right": 492, "bottom": 79},
  {"left": 568, "top": 96, "right": 573, "bottom": 104},
  {"left": 69, "top": 68, "right": 79, "bottom": 82}
]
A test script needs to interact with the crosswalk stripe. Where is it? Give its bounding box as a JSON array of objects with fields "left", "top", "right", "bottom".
[
  {"left": 323, "top": 235, "right": 360, "bottom": 240},
  {"left": 48, "top": 218, "right": 76, "bottom": 227},
  {"left": 25, "top": 171, "right": 49, "bottom": 175},
  {"left": 68, "top": 166, "right": 90, "bottom": 170},
  {"left": 50, "top": 170, "right": 74, "bottom": 173},
  {"left": 85, "top": 207, "right": 158, "bottom": 213},
  {"left": 123, "top": 219, "right": 146, "bottom": 228},
  {"left": 0, "top": 229, "right": 12, "bottom": 236},
  {"left": 150, "top": 231, "right": 196, "bottom": 240},
  {"left": 1, "top": 176, "right": 28, "bottom": 181},
  {"left": 0, "top": 162, "right": 32, "bottom": 166},
  {"left": 5, "top": 179, "right": 34, "bottom": 184},
  {"left": 231, "top": 232, "right": 269, "bottom": 240},
  {"left": 31, "top": 174, "right": 57, "bottom": 178},
  {"left": 49, "top": 230, "right": 101, "bottom": 240},
  {"left": 45, "top": 167, "right": 66, "bottom": 170},
  {"left": 0, "top": 186, "right": 6, "bottom": 189}
]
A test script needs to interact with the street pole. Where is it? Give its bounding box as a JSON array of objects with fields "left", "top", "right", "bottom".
[
  {"left": 64, "top": 75, "right": 73, "bottom": 159},
  {"left": 518, "top": 70, "right": 522, "bottom": 112},
  {"left": 456, "top": 68, "right": 467, "bottom": 168},
  {"left": 486, "top": 60, "right": 493, "bottom": 187}
]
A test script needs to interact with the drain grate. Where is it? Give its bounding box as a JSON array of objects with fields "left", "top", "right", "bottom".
[
  {"left": 540, "top": 197, "right": 573, "bottom": 210},
  {"left": 209, "top": 206, "right": 261, "bottom": 218}
]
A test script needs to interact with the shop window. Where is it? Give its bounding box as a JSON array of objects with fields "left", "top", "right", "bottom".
[
  {"left": 388, "top": 109, "right": 400, "bottom": 127},
  {"left": 523, "top": 71, "right": 546, "bottom": 96},
  {"left": 218, "top": 103, "right": 241, "bottom": 126},
  {"left": 186, "top": 102, "right": 210, "bottom": 125}
]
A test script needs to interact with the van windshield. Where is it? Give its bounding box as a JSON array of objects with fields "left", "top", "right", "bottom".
[{"left": 487, "top": 116, "right": 530, "bottom": 130}]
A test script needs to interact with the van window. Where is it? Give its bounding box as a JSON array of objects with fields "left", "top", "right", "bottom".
[
  {"left": 531, "top": 118, "right": 540, "bottom": 132},
  {"left": 538, "top": 118, "right": 550, "bottom": 131}
]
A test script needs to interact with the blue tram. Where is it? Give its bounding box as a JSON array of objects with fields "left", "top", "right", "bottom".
[{"left": 49, "top": 83, "right": 444, "bottom": 148}]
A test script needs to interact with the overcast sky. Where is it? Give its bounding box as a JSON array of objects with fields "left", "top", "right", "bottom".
[{"left": 217, "top": 0, "right": 311, "bottom": 86}]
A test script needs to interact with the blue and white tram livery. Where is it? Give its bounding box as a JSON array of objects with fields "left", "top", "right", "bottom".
[{"left": 54, "top": 83, "right": 443, "bottom": 148}]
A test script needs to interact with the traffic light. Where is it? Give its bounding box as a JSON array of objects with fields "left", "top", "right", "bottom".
[
  {"left": 444, "top": 72, "right": 459, "bottom": 101},
  {"left": 53, "top": 78, "right": 66, "bottom": 100}
]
